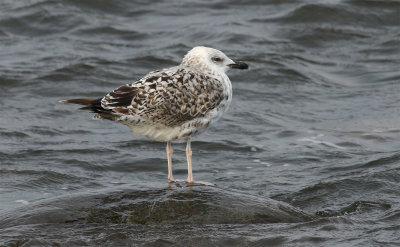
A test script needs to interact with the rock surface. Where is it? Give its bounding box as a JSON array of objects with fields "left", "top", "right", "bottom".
[{"left": 0, "top": 183, "right": 314, "bottom": 228}]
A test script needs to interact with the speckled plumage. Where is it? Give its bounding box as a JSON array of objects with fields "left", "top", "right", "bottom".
[
  {"left": 98, "top": 65, "right": 231, "bottom": 141},
  {"left": 60, "top": 46, "right": 248, "bottom": 183}
]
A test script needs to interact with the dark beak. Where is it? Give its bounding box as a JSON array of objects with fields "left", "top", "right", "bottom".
[{"left": 228, "top": 61, "right": 249, "bottom": 70}]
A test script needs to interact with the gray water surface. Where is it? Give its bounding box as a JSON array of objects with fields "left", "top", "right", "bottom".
[{"left": 1, "top": 0, "right": 400, "bottom": 246}]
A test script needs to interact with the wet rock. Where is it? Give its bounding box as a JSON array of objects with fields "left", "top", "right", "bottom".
[{"left": 0, "top": 183, "right": 315, "bottom": 228}]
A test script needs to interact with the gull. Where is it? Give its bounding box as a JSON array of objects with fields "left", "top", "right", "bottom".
[{"left": 60, "top": 46, "right": 248, "bottom": 184}]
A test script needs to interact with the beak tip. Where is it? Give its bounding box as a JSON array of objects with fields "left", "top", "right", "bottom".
[
  {"left": 240, "top": 62, "right": 249, "bottom": 70},
  {"left": 229, "top": 61, "right": 249, "bottom": 70}
]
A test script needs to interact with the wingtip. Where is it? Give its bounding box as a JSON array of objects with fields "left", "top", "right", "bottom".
[{"left": 59, "top": 100, "right": 68, "bottom": 103}]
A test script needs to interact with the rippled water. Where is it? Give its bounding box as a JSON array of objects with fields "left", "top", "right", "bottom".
[{"left": 1, "top": 0, "right": 400, "bottom": 246}]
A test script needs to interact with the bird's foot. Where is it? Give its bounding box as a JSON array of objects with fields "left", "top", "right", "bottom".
[
  {"left": 186, "top": 180, "right": 215, "bottom": 186},
  {"left": 168, "top": 177, "right": 214, "bottom": 186},
  {"left": 168, "top": 178, "right": 185, "bottom": 184}
]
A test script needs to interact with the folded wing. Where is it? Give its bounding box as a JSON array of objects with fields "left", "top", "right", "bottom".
[{"left": 100, "top": 68, "right": 225, "bottom": 127}]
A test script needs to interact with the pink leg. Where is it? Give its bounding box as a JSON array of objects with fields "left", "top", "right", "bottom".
[
  {"left": 166, "top": 141, "right": 174, "bottom": 183},
  {"left": 186, "top": 138, "right": 194, "bottom": 183}
]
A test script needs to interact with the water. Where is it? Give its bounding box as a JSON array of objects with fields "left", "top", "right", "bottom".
[{"left": 1, "top": 0, "right": 400, "bottom": 246}]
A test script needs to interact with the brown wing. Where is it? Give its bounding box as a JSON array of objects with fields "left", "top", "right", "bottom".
[{"left": 101, "top": 68, "right": 225, "bottom": 127}]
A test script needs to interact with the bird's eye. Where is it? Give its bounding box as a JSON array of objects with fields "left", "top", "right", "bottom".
[{"left": 212, "top": 57, "right": 223, "bottom": 62}]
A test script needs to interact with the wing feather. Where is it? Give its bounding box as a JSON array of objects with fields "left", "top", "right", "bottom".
[{"left": 100, "top": 68, "right": 225, "bottom": 127}]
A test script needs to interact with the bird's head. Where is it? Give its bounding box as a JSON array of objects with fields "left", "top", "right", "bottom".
[{"left": 181, "top": 46, "right": 248, "bottom": 74}]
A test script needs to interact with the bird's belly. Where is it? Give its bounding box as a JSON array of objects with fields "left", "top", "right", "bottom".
[
  {"left": 123, "top": 101, "right": 230, "bottom": 142},
  {"left": 128, "top": 124, "right": 181, "bottom": 142},
  {"left": 126, "top": 121, "right": 202, "bottom": 142}
]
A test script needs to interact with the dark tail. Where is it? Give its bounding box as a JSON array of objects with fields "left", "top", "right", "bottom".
[{"left": 59, "top": 98, "right": 108, "bottom": 113}]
